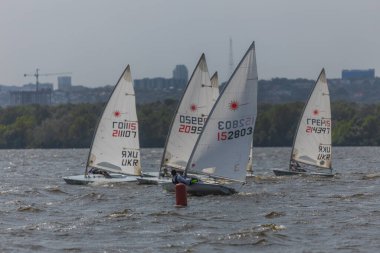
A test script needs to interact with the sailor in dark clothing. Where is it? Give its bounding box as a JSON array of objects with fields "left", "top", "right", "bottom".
[
  {"left": 290, "top": 160, "right": 306, "bottom": 172},
  {"left": 89, "top": 168, "right": 112, "bottom": 178},
  {"left": 171, "top": 170, "right": 191, "bottom": 185}
]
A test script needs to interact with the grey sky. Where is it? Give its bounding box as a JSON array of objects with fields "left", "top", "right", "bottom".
[{"left": 0, "top": 0, "right": 379, "bottom": 88}]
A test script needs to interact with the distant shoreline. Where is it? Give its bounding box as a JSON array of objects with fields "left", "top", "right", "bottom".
[{"left": 0, "top": 100, "right": 379, "bottom": 148}]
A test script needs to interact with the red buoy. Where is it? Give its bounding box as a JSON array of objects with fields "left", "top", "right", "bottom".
[{"left": 175, "top": 183, "right": 187, "bottom": 207}]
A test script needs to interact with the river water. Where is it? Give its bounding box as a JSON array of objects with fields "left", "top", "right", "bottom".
[{"left": 1, "top": 147, "right": 380, "bottom": 252}]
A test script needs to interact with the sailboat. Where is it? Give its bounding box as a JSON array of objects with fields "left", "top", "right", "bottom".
[
  {"left": 273, "top": 69, "right": 333, "bottom": 177},
  {"left": 162, "top": 41, "right": 258, "bottom": 195},
  {"left": 160, "top": 54, "right": 219, "bottom": 171},
  {"left": 137, "top": 55, "right": 219, "bottom": 185},
  {"left": 64, "top": 65, "right": 145, "bottom": 185}
]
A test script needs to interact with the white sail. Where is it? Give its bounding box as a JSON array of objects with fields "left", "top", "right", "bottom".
[
  {"left": 210, "top": 72, "right": 220, "bottom": 102},
  {"left": 161, "top": 54, "right": 219, "bottom": 170},
  {"left": 87, "top": 65, "right": 141, "bottom": 175},
  {"left": 291, "top": 69, "right": 331, "bottom": 169},
  {"left": 186, "top": 42, "right": 258, "bottom": 182},
  {"left": 246, "top": 142, "right": 253, "bottom": 174}
]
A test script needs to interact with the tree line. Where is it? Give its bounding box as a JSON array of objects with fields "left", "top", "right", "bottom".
[{"left": 0, "top": 100, "right": 379, "bottom": 149}]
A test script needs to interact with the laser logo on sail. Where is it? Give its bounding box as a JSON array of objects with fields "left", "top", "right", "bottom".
[
  {"left": 114, "top": 111, "right": 121, "bottom": 117},
  {"left": 229, "top": 100, "right": 239, "bottom": 111}
]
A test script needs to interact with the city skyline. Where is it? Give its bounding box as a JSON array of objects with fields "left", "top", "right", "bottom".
[{"left": 0, "top": 0, "right": 379, "bottom": 88}]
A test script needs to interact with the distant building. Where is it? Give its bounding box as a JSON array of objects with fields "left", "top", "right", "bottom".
[
  {"left": 134, "top": 64, "right": 188, "bottom": 91},
  {"left": 10, "top": 90, "right": 52, "bottom": 106},
  {"left": 172, "top": 65, "right": 188, "bottom": 81},
  {"left": 22, "top": 82, "right": 53, "bottom": 91},
  {"left": 58, "top": 76, "right": 72, "bottom": 91},
  {"left": 8, "top": 81, "right": 53, "bottom": 106},
  {"left": 134, "top": 77, "right": 187, "bottom": 91},
  {"left": 342, "top": 69, "right": 375, "bottom": 80}
]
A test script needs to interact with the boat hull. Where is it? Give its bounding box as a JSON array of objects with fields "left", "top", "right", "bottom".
[
  {"left": 273, "top": 169, "right": 334, "bottom": 178},
  {"left": 63, "top": 174, "right": 139, "bottom": 185},
  {"left": 63, "top": 171, "right": 157, "bottom": 185},
  {"left": 137, "top": 172, "right": 205, "bottom": 185},
  {"left": 162, "top": 182, "right": 236, "bottom": 196}
]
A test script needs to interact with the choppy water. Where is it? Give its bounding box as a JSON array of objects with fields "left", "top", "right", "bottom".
[{"left": 1, "top": 147, "right": 380, "bottom": 252}]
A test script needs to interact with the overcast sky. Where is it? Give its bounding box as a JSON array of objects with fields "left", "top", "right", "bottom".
[{"left": 0, "top": 0, "right": 379, "bottom": 88}]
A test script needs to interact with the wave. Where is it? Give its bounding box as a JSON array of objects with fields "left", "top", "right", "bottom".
[
  {"left": 44, "top": 186, "right": 68, "bottom": 194},
  {"left": 108, "top": 208, "right": 134, "bottom": 218},
  {"left": 17, "top": 205, "right": 43, "bottom": 212},
  {"left": 211, "top": 224, "right": 287, "bottom": 246},
  {"left": 265, "top": 211, "right": 286, "bottom": 219},
  {"left": 329, "top": 193, "right": 370, "bottom": 200},
  {"left": 148, "top": 210, "right": 185, "bottom": 218},
  {"left": 66, "top": 192, "right": 107, "bottom": 202},
  {"left": 362, "top": 172, "right": 380, "bottom": 180}
]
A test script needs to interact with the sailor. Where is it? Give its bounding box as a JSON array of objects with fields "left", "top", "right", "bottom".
[
  {"left": 290, "top": 160, "right": 306, "bottom": 172},
  {"left": 171, "top": 170, "right": 191, "bottom": 185},
  {"left": 89, "top": 168, "right": 112, "bottom": 178},
  {"left": 100, "top": 170, "right": 112, "bottom": 178}
]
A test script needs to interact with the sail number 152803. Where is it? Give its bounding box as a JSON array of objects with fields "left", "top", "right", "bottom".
[
  {"left": 216, "top": 117, "right": 255, "bottom": 141},
  {"left": 217, "top": 127, "right": 253, "bottom": 141}
]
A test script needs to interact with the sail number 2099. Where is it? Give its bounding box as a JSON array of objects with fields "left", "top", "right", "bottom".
[
  {"left": 217, "top": 127, "right": 253, "bottom": 141},
  {"left": 179, "top": 124, "right": 202, "bottom": 134}
]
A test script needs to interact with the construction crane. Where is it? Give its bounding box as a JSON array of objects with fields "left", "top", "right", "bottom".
[{"left": 24, "top": 68, "right": 71, "bottom": 91}]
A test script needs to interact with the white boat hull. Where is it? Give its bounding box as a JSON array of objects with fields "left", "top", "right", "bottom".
[
  {"left": 63, "top": 174, "right": 139, "bottom": 185},
  {"left": 161, "top": 182, "right": 236, "bottom": 196},
  {"left": 63, "top": 171, "right": 157, "bottom": 185}
]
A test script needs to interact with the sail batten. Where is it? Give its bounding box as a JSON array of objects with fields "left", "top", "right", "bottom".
[{"left": 87, "top": 65, "right": 141, "bottom": 175}]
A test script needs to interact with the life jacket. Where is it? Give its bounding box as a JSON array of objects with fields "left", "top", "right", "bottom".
[{"left": 190, "top": 178, "right": 199, "bottom": 184}]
